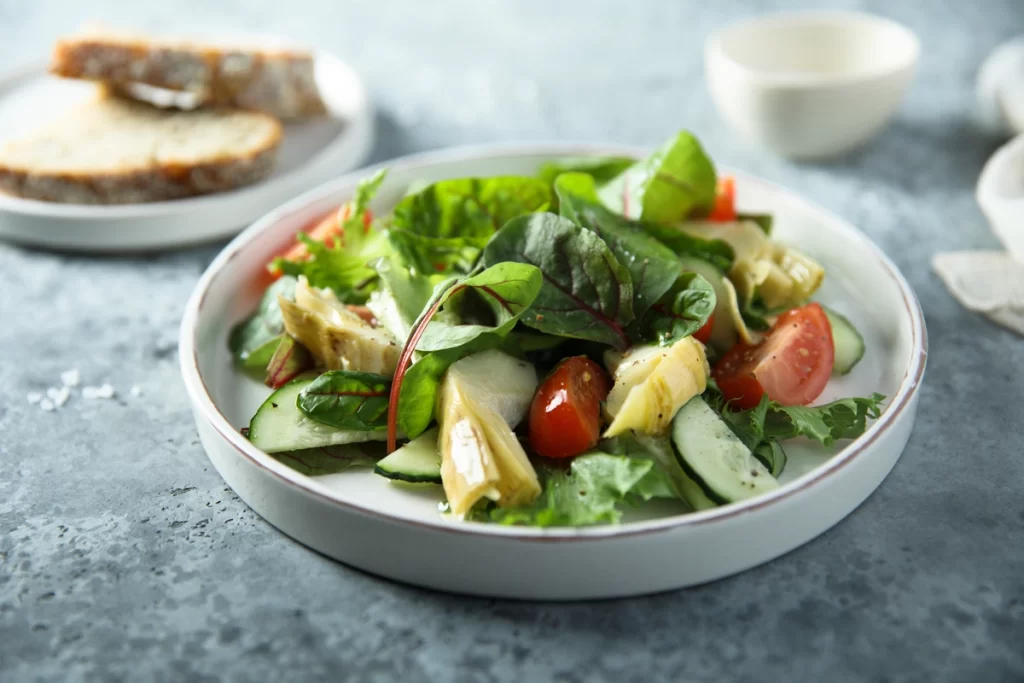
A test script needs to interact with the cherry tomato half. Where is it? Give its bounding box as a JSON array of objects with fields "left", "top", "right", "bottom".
[
  {"left": 528, "top": 357, "right": 612, "bottom": 459},
  {"left": 713, "top": 303, "right": 834, "bottom": 409}
]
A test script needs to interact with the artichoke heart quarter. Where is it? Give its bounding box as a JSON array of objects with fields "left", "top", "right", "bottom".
[
  {"left": 603, "top": 337, "right": 709, "bottom": 438},
  {"left": 279, "top": 277, "right": 400, "bottom": 375},
  {"left": 438, "top": 366, "right": 541, "bottom": 519},
  {"left": 681, "top": 220, "right": 824, "bottom": 310}
]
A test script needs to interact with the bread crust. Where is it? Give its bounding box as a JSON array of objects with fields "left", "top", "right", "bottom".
[{"left": 50, "top": 33, "right": 327, "bottom": 119}]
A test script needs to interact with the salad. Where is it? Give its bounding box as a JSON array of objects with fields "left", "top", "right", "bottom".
[{"left": 229, "top": 130, "right": 884, "bottom": 527}]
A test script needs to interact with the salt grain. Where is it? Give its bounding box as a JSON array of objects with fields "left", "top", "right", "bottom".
[
  {"left": 130, "top": 385, "right": 142, "bottom": 397},
  {"left": 60, "top": 369, "right": 80, "bottom": 388},
  {"left": 46, "top": 386, "right": 70, "bottom": 407},
  {"left": 83, "top": 384, "right": 115, "bottom": 400},
  {"left": 27, "top": 391, "right": 42, "bottom": 404},
  {"left": 39, "top": 399, "right": 55, "bottom": 412}
]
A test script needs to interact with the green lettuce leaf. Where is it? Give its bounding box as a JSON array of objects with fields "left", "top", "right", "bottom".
[
  {"left": 388, "top": 229, "right": 487, "bottom": 275},
  {"left": 229, "top": 275, "right": 297, "bottom": 366},
  {"left": 537, "top": 156, "right": 635, "bottom": 186},
  {"left": 642, "top": 272, "right": 717, "bottom": 346},
  {"left": 644, "top": 223, "right": 734, "bottom": 272},
  {"left": 555, "top": 172, "right": 682, "bottom": 319},
  {"left": 271, "top": 170, "right": 391, "bottom": 302},
  {"left": 483, "top": 212, "right": 635, "bottom": 350},
  {"left": 392, "top": 176, "right": 553, "bottom": 239},
  {"left": 599, "top": 131, "right": 717, "bottom": 224},
  {"left": 297, "top": 370, "right": 391, "bottom": 430},
  {"left": 490, "top": 453, "right": 673, "bottom": 527},
  {"left": 369, "top": 256, "right": 445, "bottom": 343}
]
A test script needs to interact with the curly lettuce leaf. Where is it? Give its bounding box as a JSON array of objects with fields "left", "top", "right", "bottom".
[
  {"left": 490, "top": 453, "right": 674, "bottom": 527},
  {"left": 272, "top": 170, "right": 390, "bottom": 302}
]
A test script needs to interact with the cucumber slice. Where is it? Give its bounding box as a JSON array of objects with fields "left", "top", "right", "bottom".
[
  {"left": 824, "top": 306, "right": 865, "bottom": 375},
  {"left": 375, "top": 429, "right": 442, "bottom": 483},
  {"left": 671, "top": 396, "right": 779, "bottom": 504},
  {"left": 678, "top": 468, "right": 718, "bottom": 511},
  {"left": 248, "top": 378, "right": 387, "bottom": 453}
]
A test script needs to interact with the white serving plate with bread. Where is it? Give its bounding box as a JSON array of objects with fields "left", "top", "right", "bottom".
[{"left": 0, "top": 35, "right": 374, "bottom": 252}]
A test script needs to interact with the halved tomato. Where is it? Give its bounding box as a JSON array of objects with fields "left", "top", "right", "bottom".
[
  {"left": 713, "top": 303, "right": 834, "bottom": 409},
  {"left": 528, "top": 357, "right": 611, "bottom": 459},
  {"left": 707, "top": 175, "right": 737, "bottom": 222}
]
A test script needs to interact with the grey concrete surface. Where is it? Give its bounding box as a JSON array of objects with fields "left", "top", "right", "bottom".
[{"left": 2, "top": 1, "right": 1023, "bottom": 681}]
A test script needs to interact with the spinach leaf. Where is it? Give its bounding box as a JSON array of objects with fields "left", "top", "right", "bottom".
[
  {"left": 229, "top": 276, "right": 297, "bottom": 365},
  {"left": 416, "top": 262, "right": 543, "bottom": 352},
  {"left": 271, "top": 170, "right": 391, "bottom": 302},
  {"left": 392, "top": 176, "right": 553, "bottom": 239},
  {"left": 273, "top": 444, "right": 381, "bottom": 476},
  {"left": 643, "top": 272, "right": 717, "bottom": 346},
  {"left": 537, "top": 156, "right": 635, "bottom": 185},
  {"left": 555, "top": 172, "right": 682, "bottom": 319},
  {"left": 297, "top": 370, "right": 391, "bottom": 430},
  {"left": 490, "top": 453, "right": 673, "bottom": 527},
  {"left": 395, "top": 346, "right": 466, "bottom": 439},
  {"left": 391, "top": 263, "right": 541, "bottom": 440},
  {"left": 644, "top": 222, "right": 734, "bottom": 272},
  {"left": 599, "top": 130, "right": 717, "bottom": 224},
  {"left": 388, "top": 229, "right": 487, "bottom": 275},
  {"left": 483, "top": 212, "right": 634, "bottom": 350}
]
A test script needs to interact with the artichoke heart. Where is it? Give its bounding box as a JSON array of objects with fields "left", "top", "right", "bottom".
[
  {"left": 681, "top": 220, "right": 825, "bottom": 310},
  {"left": 279, "top": 277, "right": 400, "bottom": 375},
  {"left": 603, "top": 337, "right": 709, "bottom": 438},
  {"left": 437, "top": 351, "right": 541, "bottom": 519}
]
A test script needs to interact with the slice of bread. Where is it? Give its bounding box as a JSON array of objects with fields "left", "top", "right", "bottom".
[
  {"left": 50, "top": 27, "right": 327, "bottom": 119},
  {"left": 0, "top": 93, "right": 283, "bottom": 204}
]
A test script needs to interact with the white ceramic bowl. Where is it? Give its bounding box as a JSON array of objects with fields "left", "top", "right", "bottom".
[
  {"left": 179, "top": 143, "right": 927, "bottom": 600},
  {"left": 705, "top": 11, "right": 919, "bottom": 159}
]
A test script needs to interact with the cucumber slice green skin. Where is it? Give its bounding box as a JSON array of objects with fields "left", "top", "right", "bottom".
[
  {"left": 824, "top": 306, "right": 866, "bottom": 376},
  {"left": 671, "top": 396, "right": 779, "bottom": 505},
  {"left": 248, "top": 377, "right": 387, "bottom": 454},
  {"left": 374, "top": 428, "right": 442, "bottom": 484}
]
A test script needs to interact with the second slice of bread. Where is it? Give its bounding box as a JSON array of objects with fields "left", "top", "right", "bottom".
[
  {"left": 0, "top": 94, "right": 283, "bottom": 204},
  {"left": 50, "top": 28, "right": 327, "bottom": 119}
]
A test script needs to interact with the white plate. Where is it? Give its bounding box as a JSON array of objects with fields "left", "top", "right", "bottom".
[
  {"left": 179, "top": 144, "right": 927, "bottom": 600},
  {"left": 0, "top": 52, "right": 374, "bottom": 251}
]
